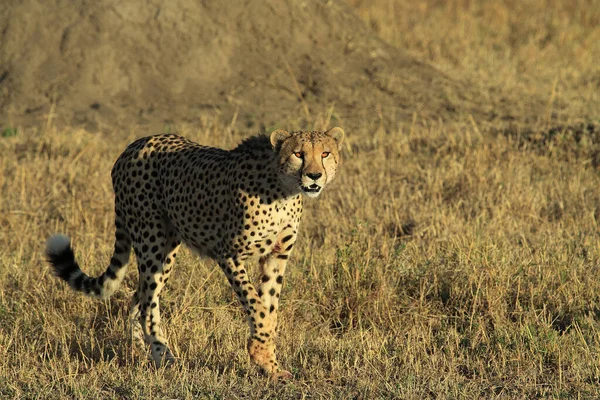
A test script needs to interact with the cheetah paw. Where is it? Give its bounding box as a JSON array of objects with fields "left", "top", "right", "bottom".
[{"left": 271, "top": 369, "right": 293, "bottom": 382}]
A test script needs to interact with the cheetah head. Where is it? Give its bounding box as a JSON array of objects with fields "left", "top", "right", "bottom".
[{"left": 270, "top": 127, "right": 345, "bottom": 198}]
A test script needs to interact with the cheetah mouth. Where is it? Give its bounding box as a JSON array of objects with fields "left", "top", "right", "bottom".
[{"left": 301, "top": 184, "right": 322, "bottom": 195}]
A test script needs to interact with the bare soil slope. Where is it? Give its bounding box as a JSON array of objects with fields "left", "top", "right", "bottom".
[{"left": 0, "top": 0, "right": 488, "bottom": 132}]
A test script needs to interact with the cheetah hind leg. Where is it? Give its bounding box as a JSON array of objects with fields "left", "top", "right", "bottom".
[
  {"left": 128, "top": 290, "right": 146, "bottom": 351},
  {"left": 131, "top": 227, "right": 180, "bottom": 367},
  {"left": 128, "top": 288, "right": 175, "bottom": 366}
]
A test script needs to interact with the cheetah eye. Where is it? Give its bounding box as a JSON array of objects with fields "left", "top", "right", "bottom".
[
  {"left": 294, "top": 152, "right": 303, "bottom": 159},
  {"left": 321, "top": 152, "right": 330, "bottom": 158}
]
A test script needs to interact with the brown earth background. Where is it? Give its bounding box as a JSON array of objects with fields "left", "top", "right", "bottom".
[{"left": 0, "top": 0, "right": 567, "bottom": 134}]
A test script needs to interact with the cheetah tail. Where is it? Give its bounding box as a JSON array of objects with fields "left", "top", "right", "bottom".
[{"left": 45, "top": 232, "right": 132, "bottom": 299}]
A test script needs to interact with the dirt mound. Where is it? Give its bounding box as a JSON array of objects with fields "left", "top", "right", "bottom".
[{"left": 0, "top": 0, "right": 488, "bottom": 133}]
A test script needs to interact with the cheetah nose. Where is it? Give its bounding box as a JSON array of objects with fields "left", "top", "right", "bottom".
[{"left": 306, "top": 172, "right": 322, "bottom": 181}]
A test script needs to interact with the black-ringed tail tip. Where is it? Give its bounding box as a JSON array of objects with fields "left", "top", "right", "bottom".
[
  {"left": 46, "top": 234, "right": 77, "bottom": 282},
  {"left": 45, "top": 233, "right": 128, "bottom": 299}
]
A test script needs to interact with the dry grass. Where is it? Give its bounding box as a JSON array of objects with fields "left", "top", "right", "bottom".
[
  {"left": 2, "top": 1, "right": 600, "bottom": 398},
  {"left": 350, "top": 0, "right": 600, "bottom": 126}
]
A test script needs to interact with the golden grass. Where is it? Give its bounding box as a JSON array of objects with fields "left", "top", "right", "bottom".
[
  {"left": 2, "top": 0, "right": 600, "bottom": 398},
  {"left": 350, "top": 0, "right": 600, "bottom": 126}
]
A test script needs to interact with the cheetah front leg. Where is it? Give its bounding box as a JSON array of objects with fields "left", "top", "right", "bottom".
[
  {"left": 255, "top": 231, "right": 296, "bottom": 374},
  {"left": 258, "top": 231, "right": 296, "bottom": 339},
  {"left": 217, "top": 256, "right": 291, "bottom": 380}
]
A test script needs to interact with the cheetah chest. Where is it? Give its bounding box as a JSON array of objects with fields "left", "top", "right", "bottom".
[{"left": 232, "top": 193, "right": 302, "bottom": 260}]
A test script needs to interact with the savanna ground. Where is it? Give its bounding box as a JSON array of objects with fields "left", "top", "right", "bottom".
[{"left": 2, "top": 0, "right": 600, "bottom": 398}]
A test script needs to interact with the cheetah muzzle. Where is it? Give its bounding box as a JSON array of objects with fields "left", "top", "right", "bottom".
[{"left": 45, "top": 127, "right": 345, "bottom": 380}]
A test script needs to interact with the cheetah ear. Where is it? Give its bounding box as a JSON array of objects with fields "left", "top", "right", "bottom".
[
  {"left": 326, "top": 127, "right": 345, "bottom": 150},
  {"left": 270, "top": 129, "right": 292, "bottom": 150}
]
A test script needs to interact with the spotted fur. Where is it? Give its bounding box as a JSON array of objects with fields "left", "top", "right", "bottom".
[{"left": 46, "top": 127, "right": 344, "bottom": 380}]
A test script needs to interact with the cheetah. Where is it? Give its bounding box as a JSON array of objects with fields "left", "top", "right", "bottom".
[{"left": 45, "top": 127, "right": 344, "bottom": 380}]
